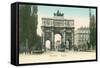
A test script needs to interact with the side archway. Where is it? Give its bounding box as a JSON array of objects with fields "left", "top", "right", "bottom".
[{"left": 45, "top": 40, "right": 51, "bottom": 51}]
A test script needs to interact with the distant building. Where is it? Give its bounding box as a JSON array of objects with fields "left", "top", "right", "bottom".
[{"left": 75, "top": 27, "right": 90, "bottom": 51}]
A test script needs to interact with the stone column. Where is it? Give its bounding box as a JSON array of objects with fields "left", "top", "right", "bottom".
[
  {"left": 63, "top": 22, "right": 66, "bottom": 47},
  {"left": 42, "top": 30, "right": 45, "bottom": 51},
  {"left": 71, "top": 30, "right": 74, "bottom": 51},
  {"left": 51, "top": 28, "right": 54, "bottom": 50},
  {"left": 63, "top": 28, "right": 66, "bottom": 46}
]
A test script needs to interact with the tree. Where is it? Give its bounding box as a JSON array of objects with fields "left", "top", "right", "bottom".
[
  {"left": 19, "top": 5, "right": 31, "bottom": 53},
  {"left": 19, "top": 5, "right": 40, "bottom": 53},
  {"left": 90, "top": 15, "right": 96, "bottom": 50}
]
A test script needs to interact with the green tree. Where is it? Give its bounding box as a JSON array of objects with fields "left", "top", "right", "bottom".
[
  {"left": 19, "top": 5, "right": 40, "bottom": 53},
  {"left": 90, "top": 15, "right": 96, "bottom": 50}
]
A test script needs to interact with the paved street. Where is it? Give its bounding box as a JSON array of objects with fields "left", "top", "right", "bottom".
[{"left": 19, "top": 51, "right": 96, "bottom": 64}]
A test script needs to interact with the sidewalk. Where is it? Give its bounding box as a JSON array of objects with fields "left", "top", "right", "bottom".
[{"left": 19, "top": 51, "right": 96, "bottom": 64}]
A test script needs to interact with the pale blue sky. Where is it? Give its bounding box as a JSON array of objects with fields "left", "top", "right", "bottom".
[
  {"left": 37, "top": 5, "right": 96, "bottom": 36},
  {"left": 38, "top": 5, "right": 96, "bottom": 17}
]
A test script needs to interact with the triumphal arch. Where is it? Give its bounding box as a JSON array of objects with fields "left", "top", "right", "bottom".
[{"left": 41, "top": 10, "right": 74, "bottom": 51}]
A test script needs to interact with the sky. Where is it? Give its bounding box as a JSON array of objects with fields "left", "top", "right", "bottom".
[{"left": 36, "top": 5, "right": 96, "bottom": 36}]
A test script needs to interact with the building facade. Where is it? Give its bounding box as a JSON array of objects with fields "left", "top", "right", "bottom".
[
  {"left": 41, "top": 10, "right": 75, "bottom": 51},
  {"left": 75, "top": 27, "right": 90, "bottom": 51}
]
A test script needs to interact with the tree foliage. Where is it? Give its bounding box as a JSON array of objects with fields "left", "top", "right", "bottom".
[
  {"left": 90, "top": 15, "right": 96, "bottom": 49},
  {"left": 19, "top": 5, "right": 40, "bottom": 53}
]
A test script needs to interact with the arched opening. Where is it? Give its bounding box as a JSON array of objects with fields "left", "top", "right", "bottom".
[
  {"left": 54, "top": 34, "right": 62, "bottom": 51},
  {"left": 66, "top": 40, "right": 69, "bottom": 49},
  {"left": 45, "top": 40, "right": 51, "bottom": 51}
]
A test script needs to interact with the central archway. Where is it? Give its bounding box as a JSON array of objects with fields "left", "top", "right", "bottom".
[{"left": 54, "top": 34, "right": 62, "bottom": 51}]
